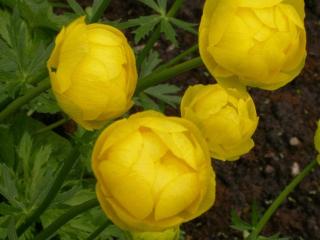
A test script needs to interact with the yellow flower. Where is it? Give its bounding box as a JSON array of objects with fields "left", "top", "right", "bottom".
[
  {"left": 181, "top": 84, "right": 259, "bottom": 161},
  {"left": 92, "top": 111, "right": 215, "bottom": 232},
  {"left": 199, "top": 0, "right": 306, "bottom": 90},
  {"left": 47, "top": 17, "right": 137, "bottom": 130}
]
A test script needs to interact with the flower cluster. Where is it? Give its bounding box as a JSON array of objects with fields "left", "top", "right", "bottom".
[{"left": 47, "top": 0, "right": 306, "bottom": 238}]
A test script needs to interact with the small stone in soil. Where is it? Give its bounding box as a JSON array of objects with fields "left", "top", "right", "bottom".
[
  {"left": 289, "top": 137, "right": 301, "bottom": 146},
  {"left": 291, "top": 162, "right": 300, "bottom": 176},
  {"left": 265, "top": 165, "right": 275, "bottom": 174}
]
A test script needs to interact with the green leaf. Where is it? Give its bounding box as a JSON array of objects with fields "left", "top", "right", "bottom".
[
  {"left": 251, "top": 201, "right": 262, "bottom": 227},
  {"left": 138, "top": 0, "right": 161, "bottom": 13},
  {"left": 17, "top": 133, "right": 33, "bottom": 183},
  {"left": 67, "top": 0, "right": 85, "bottom": 15},
  {"left": 0, "top": 9, "right": 10, "bottom": 44},
  {"left": 157, "top": 0, "right": 167, "bottom": 13},
  {"left": 103, "top": 225, "right": 128, "bottom": 240},
  {"left": 136, "top": 93, "right": 161, "bottom": 111},
  {"left": 0, "top": 0, "right": 73, "bottom": 31},
  {"left": 7, "top": 217, "right": 17, "bottom": 240},
  {"left": 169, "top": 17, "right": 198, "bottom": 35},
  {"left": 0, "top": 164, "right": 21, "bottom": 209},
  {"left": 0, "top": 203, "right": 19, "bottom": 216},
  {"left": 28, "top": 146, "right": 53, "bottom": 204},
  {"left": 140, "top": 50, "right": 162, "bottom": 78},
  {"left": 28, "top": 90, "right": 60, "bottom": 114},
  {"left": 160, "top": 19, "right": 177, "bottom": 45},
  {"left": 132, "top": 15, "right": 161, "bottom": 44},
  {"left": 144, "top": 84, "right": 181, "bottom": 108},
  {"left": 0, "top": 10, "right": 53, "bottom": 98},
  {"left": 89, "top": 0, "right": 112, "bottom": 22},
  {"left": 230, "top": 209, "right": 253, "bottom": 232},
  {"left": 0, "top": 125, "right": 15, "bottom": 167}
]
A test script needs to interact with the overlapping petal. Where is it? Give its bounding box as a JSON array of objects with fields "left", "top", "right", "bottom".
[
  {"left": 199, "top": 0, "right": 307, "bottom": 90},
  {"left": 92, "top": 111, "right": 215, "bottom": 231},
  {"left": 181, "top": 84, "right": 259, "bottom": 161},
  {"left": 47, "top": 17, "right": 137, "bottom": 130}
]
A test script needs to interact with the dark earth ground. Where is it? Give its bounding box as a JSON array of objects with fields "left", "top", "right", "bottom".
[{"left": 68, "top": 0, "right": 320, "bottom": 239}]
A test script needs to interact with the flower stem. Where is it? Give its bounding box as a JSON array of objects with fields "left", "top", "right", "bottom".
[
  {"left": 35, "top": 117, "right": 69, "bottom": 135},
  {"left": 0, "top": 79, "right": 51, "bottom": 122},
  {"left": 248, "top": 159, "right": 319, "bottom": 240},
  {"left": 136, "top": 56, "right": 203, "bottom": 93},
  {"left": 136, "top": 0, "right": 184, "bottom": 67},
  {"left": 86, "top": 220, "right": 112, "bottom": 240},
  {"left": 34, "top": 198, "right": 99, "bottom": 240},
  {"left": 89, "top": 0, "right": 111, "bottom": 23},
  {"left": 16, "top": 149, "right": 79, "bottom": 236},
  {"left": 157, "top": 44, "right": 198, "bottom": 71}
]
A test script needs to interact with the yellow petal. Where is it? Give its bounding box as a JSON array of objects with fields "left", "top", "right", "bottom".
[
  {"left": 282, "top": 0, "right": 305, "bottom": 19},
  {"left": 87, "top": 27, "right": 122, "bottom": 46},
  {"left": 107, "top": 169, "right": 154, "bottom": 220},
  {"left": 155, "top": 173, "right": 199, "bottom": 220},
  {"left": 153, "top": 152, "right": 190, "bottom": 199},
  {"left": 208, "top": 0, "right": 237, "bottom": 46},
  {"left": 192, "top": 85, "right": 229, "bottom": 118},
  {"left": 279, "top": 4, "right": 304, "bottom": 29},
  {"left": 141, "top": 117, "right": 188, "bottom": 133},
  {"left": 100, "top": 130, "right": 143, "bottom": 166},
  {"left": 238, "top": 0, "right": 282, "bottom": 8}
]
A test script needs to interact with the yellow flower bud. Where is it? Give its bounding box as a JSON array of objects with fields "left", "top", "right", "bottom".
[
  {"left": 199, "top": 0, "right": 307, "bottom": 90},
  {"left": 92, "top": 111, "right": 215, "bottom": 232},
  {"left": 47, "top": 17, "right": 137, "bottom": 130},
  {"left": 181, "top": 84, "right": 259, "bottom": 161}
]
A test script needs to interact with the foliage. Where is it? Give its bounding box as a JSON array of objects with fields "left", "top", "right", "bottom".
[
  {"left": 231, "top": 202, "right": 290, "bottom": 240},
  {"left": 111, "top": 0, "right": 197, "bottom": 45}
]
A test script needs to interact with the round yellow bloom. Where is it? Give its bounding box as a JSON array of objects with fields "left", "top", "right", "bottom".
[
  {"left": 181, "top": 84, "right": 259, "bottom": 161},
  {"left": 92, "top": 111, "right": 215, "bottom": 232},
  {"left": 199, "top": 0, "right": 307, "bottom": 90},
  {"left": 48, "top": 17, "right": 137, "bottom": 130}
]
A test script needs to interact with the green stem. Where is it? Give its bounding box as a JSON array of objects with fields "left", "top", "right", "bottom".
[
  {"left": 157, "top": 44, "right": 198, "bottom": 71},
  {"left": 89, "top": 0, "right": 111, "bottom": 23},
  {"left": 136, "top": 56, "right": 203, "bottom": 93},
  {"left": 86, "top": 220, "right": 111, "bottom": 240},
  {"left": 16, "top": 149, "right": 79, "bottom": 236},
  {"left": 34, "top": 199, "right": 99, "bottom": 240},
  {"left": 166, "top": 0, "right": 184, "bottom": 17},
  {"left": 0, "top": 79, "right": 51, "bottom": 122},
  {"left": 136, "top": 0, "right": 184, "bottom": 67},
  {"left": 248, "top": 159, "right": 319, "bottom": 240},
  {"left": 35, "top": 117, "right": 69, "bottom": 135}
]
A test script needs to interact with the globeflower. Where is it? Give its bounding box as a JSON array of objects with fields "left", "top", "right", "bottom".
[
  {"left": 181, "top": 84, "right": 259, "bottom": 161},
  {"left": 48, "top": 17, "right": 137, "bottom": 130},
  {"left": 199, "top": 0, "right": 306, "bottom": 90},
  {"left": 92, "top": 111, "right": 215, "bottom": 232}
]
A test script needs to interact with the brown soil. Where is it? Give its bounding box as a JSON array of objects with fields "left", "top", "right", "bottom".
[{"left": 80, "top": 1, "right": 320, "bottom": 239}]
